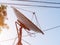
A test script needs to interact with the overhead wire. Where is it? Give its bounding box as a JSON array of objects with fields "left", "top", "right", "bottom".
[
  {"left": 0, "top": 25, "right": 60, "bottom": 43},
  {"left": 19, "top": 0, "right": 60, "bottom": 4},
  {"left": 0, "top": 36, "right": 31, "bottom": 45},
  {"left": 44, "top": 25, "right": 60, "bottom": 32},
  {"left": 12, "top": 37, "right": 17, "bottom": 45},
  {"left": 23, "top": 39, "right": 31, "bottom": 45},
  {"left": 0, "top": 37, "right": 17, "bottom": 42},
  {"left": 0, "top": 2, "right": 60, "bottom": 8}
]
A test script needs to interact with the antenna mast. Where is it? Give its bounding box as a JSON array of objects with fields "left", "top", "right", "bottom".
[{"left": 15, "top": 20, "right": 29, "bottom": 45}]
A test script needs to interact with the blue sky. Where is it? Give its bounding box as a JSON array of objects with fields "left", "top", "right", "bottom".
[{"left": 0, "top": 0, "right": 60, "bottom": 45}]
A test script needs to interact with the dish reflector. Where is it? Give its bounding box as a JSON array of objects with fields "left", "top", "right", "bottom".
[{"left": 12, "top": 7, "right": 44, "bottom": 34}]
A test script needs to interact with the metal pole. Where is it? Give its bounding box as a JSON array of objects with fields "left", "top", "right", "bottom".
[{"left": 17, "top": 26, "right": 22, "bottom": 45}]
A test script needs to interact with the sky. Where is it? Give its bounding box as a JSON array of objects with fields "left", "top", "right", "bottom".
[{"left": 0, "top": 0, "right": 60, "bottom": 45}]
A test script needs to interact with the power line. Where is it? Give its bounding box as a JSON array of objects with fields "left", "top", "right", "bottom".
[
  {"left": 0, "top": 25, "right": 60, "bottom": 42},
  {"left": 19, "top": 0, "right": 60, "bottom": 4},
  {"left": 44, "top": 25, "right": 60, "bottom": 31},
  {"left": 0, "top": 2, "right": 60, "bottom": 8},
  {"left": 23, "top": 39, "right": 31, "bottom": 45},
  {"left": 0, "top": 37, "right": 31, "bottom": 45},
  {"left": 12, "top": 37, "right": 17, "bottom": 45},
  {"left": 0, "top": 37, "right": 17, "bottom": 42}
]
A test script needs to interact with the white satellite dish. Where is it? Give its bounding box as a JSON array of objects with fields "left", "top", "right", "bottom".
[
  {"left": 12, "top": 7, "right": 44, "bottom": 34},
  {"left": 12, "top": 6, "right": 44, "bottom": 45}
]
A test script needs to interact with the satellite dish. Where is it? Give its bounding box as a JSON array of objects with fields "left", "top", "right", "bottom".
[{"left": 12, "top": 7, "right": 44, "bottom": 34}]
